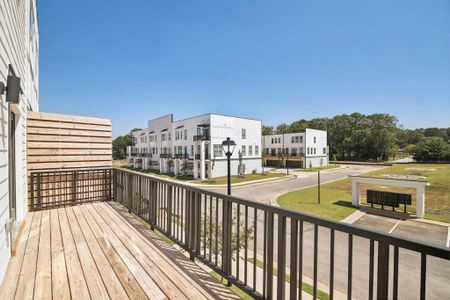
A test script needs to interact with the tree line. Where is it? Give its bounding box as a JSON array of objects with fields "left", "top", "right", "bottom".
[{"left": 263, "top": 113, "right": 450, "bottom": 162}]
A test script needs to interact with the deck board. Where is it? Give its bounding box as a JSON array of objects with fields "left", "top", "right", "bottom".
[{"left": 0, "top": 202, "right": 236, "bottom": 300}]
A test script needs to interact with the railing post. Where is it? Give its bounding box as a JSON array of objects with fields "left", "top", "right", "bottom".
[
  {"left": 265, "top": 212, "right": 274, "bottom": 298},
  {"left": 112, "top": 169, "right": 116, "bottom": 202},
  {"left": 128, "top": 173, "right": 133, "bottom": 213},
  {"left": 377, "top": 241, "right": 390, "bottom": 300},
  {"left": 222, "top": 198, "right": 232, "bottom": 277},
  {"left": 195, "top": 192, "right": 202, "bottom": 256},
  {"left": 72, "top": 171, "right": 77, "bottom": 204},
  {"left": 167, "top": 185, "right": 173, "bottom": 235},
  {"left": 30, "top": 173, "right": 35, "bottom": 211},
  {"left": 37, "top": 173, "right": 41, "bottom": 209},
  {"left": 277, "top": 215, "right": 286, "bottom": 299}
]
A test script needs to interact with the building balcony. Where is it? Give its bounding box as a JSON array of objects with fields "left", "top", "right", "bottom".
[
  {"left": 174, "top": 153, "right": 190, "bottom": 159},
  {"left": 193, "top": 133, "right": 210, "bottom": 142},
  {"left": 194, "top": 153, "right": 210, "bottom": 160},
  {"left": 159, "top": 153, "right": 172, "bottom": 159},
  {"left": 0, "top": 168, "right": 448, "bottom": 300}
]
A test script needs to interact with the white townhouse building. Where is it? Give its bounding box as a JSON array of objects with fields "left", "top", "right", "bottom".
[
  {"left": 262, "top": 128, "right": 329, "bottom": 168},
  {"left": 0, "top": 0, "right": 39, "bottom": 281},
  {"left": 127, "top": 113, "right": 262, "bottom": 179}
]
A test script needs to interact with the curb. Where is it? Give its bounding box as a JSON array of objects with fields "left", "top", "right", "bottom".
[{"left": 188, "top": 174, "right": 297, "bottom": 188}]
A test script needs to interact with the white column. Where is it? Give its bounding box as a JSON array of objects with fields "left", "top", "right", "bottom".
[
  {"left": 174, "top": 160, "right": 179, "bottom": 176},
  {"left": 193, "top": 145, "right": 198, "bottom": 178},
  {"left": 200, "top": 141, "right": 206, "bottom": 180},
  {"left": 159, "top": 159, "right": 164, "bottom": 173},
  {"left": 416, "top": 186, "right": 425, "bottom": 218},
  {"left": 352, "top": 181, "right": 361, "bottom": 206}
]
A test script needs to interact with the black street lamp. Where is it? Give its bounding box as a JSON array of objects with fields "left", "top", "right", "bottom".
[{"left": 221, "top": 137, "right": 236, "bottom": 195}]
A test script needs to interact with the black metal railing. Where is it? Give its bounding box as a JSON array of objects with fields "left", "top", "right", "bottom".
[
  {"left": 174, "top": 154, "right": 190, "bottom": 159},
  {"left": 113, "top": 168, "right": 450, "bottom": 300},
  {"left": 160, "top": 153, "right": 172, "bottom": 159},
  {"left": 193, "top": 133, "right": 210, "bottom": 141},
  {"left": 29, "top": 168, "right": 112, "bottom": 211},
  {"left": 194, "top": 153, "right": 211, "bottom": 160}
]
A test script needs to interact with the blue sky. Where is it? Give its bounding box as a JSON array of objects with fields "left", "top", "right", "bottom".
[{"left": 38, "top": 0, "right": 450, "bottom": 137}]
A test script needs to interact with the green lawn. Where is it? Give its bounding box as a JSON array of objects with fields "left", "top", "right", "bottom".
[
  {"left": 278, "top": 164, "right": 450, "bottom": 223},
  {"left": 296, "top": 165, "right": 340, "bottom": 172},
  {"left": 247, "top": 258, "right": 329, "bottom": 300},
  {"left": 192, "top": 172, "right": 286, "bottom": 185}
]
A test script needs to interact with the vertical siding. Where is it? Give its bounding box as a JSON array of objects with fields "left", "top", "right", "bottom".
[{"left": 0, "top": 0, "right": 39, "bottom": 281}]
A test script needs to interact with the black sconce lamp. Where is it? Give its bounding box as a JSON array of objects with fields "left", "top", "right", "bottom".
[{"left": 0, "top": 73, "right": 22, "bottom": 104}]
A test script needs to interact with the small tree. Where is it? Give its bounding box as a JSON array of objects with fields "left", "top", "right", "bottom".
[
  {"left": 180, "top": 160, "right": 193, "bottom": 176},
  {"left": 167, "top": 159, "right": 174, "bottom": 173},
  {"left": 261, "top": 148, "right": 267, "bottom": 174},
  {"left": 309, "top": 160, "right": 312, "bottom": 169},
  {"left": 333, "top": 154, "right": 337, "bottom": 166},
  {"left": 237, "top": 150, "right": 244, "bottom": 177},
  {"left": 320, "top": 157, "right": 323, "bottom": 168},
  {"left": 201, "top": 206, "right": 254, "bottom": 270}
]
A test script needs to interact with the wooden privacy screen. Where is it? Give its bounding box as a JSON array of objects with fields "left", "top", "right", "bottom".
[
  {"left": 27, "top": 112, "right": 112, "bottom": 209},
  {"left": 27, "top": 112, "right": 112, "bottom": 171}
]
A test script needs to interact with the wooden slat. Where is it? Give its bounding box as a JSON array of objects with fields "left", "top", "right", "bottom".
[
  {"left": 92, "top": 204, "right": 189, "bottom": 300},
  {"left": 97, "top": 203, "right": 213, "bottom": 300},
  {"left": 28, "top": 112, "right": 112, "bottom": 126},
  {"left": 64, "top": 207, "right": 110, "bottom": 299},
  {"left": 0, "top": 213, "right": 34, "bottom": 300},
  {"left": 83, "top": 204, "right": 167, "bottom": 300},
  {"left": 34, "top": 210, "right": 52, "bottom": 300},
  {"left": 78, "top": 205, "right": 148, "bottom": 300},
  {"left": 50, "top": 209, "right": 71, "bottom": 300},
  {"left": 27, "top": 127, "right": 112, "bottom": 137},
  {"left": 28, "top": 155, "right": 112, "bottom": 163},
  {"left": 28, "top": 141, "right": 111, "bottom": 149},
  {"left": 28, "top": 120, "right": 111, "bottom": 132},
  {"left": 15, "top": 211, "right": 42, "bottom": 300},
  {"left": 28, "top": 148, "right": 112, "bottom": 156},
  {"left": 57, "top": 208, "right": 91, "bottom": 300},
  {"left": 72, "top": 206, "right": 142, "bottom": 300},
  {"left": 27, "top": 134, "right": 111, "bottom": 143},
  {"left": 28, "top": 161, "right": 112, "bottom": 171}
]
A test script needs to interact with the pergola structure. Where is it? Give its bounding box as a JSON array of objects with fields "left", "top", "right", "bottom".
[{"left": 348, "top": 176, "right": 430, "bottom": 218}]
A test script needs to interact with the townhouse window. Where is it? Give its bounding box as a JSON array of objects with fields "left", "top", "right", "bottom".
[
  {"left": 184, "top": 129, "right": 188, "bottom": 140},
  {"left": 300, "top": 147, "right": 304, "bottom": 155},
  {"left": 178, "top": 146, "right": 182, "bottom": 154},
  {"left": 184, "top": 146, "right": 188, "bottom": 155},
  {"left": 191, "top": 145, "right": 194, "bottom": 156},
  {"left": 161, "top": 134, "right": 165, "bottom": 141},
  {"left": 278, "top": 138, "right": 281, "bottom": 143},
  {"left": 213, "top": 144, "right": 223, "bottom": 157},
  {"left": 271, "top": 138, "right": 274, "bottom": 144},
  {"left": 314, "top": 148, "right": 316, "bottom": 154},
  {"left": 168, "top": 133, "right": 171, "bottom": 141},
  {"left": 249, "top": 146, "right": 253, "bottom": 156},
  {"left": 255, "top": 146, "right": 259, "bottom": 156},
  {"left": 307, "top": 147, "right": 310, "bottom": 155},
  {"left": 242, "top": 128, "right": 246, "bottom": 139},
  {"left": 291, "top": 148, "right": 297, "bottom": 156},
  {"left": 300, "top": 136, "right": 303, "bottom": 143},
  {"left": 291, "top": 136, "right": 295, "bottom": 143},
  {"left": 175, "top": 131, "right": 179, "bottom": 140},
  {"left": 314, "top": 137, "right": 316, "bottom": 143},
  {"left": 241, "top": 145, "right": 246, "bottom": 156}
]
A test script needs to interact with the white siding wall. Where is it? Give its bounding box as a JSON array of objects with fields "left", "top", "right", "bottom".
[
  {"left": 305, "top": 128, "right": 328, "bottom": 168},
  {"left": 0, "top": 0, "right": 39, "bottom": 281}
]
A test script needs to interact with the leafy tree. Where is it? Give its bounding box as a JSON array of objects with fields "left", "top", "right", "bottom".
[
  {"left": 276, "top": 123, "right": 291, "bottom": 134},
  {"left": 262, "top": 125, "right": 274, "bottom": 135},
  {"left": 112, "top": 128, "right": 141, "bottom": 160},
  {"left": 412, "top": 137, "right": 450, "bottom": 161},
  {"left": 180, "top": 160, "right": 193, "bottom": 176}
]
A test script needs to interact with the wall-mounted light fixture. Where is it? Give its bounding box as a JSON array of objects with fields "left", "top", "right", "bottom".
[{"left": 0, "top": 65, "right": 22, "bottom": 104}]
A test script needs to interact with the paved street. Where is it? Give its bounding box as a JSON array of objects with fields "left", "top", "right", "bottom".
[
  {"left": 205, "top": 164, "right": 450, "bottom": 299},
  {"left": 212, "top": 164, "right": 385, "bottom": 204}
]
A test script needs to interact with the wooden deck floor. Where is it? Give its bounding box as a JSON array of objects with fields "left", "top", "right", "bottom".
[{"left": 0, "top": 202, "right": 239, "bottom": 300}]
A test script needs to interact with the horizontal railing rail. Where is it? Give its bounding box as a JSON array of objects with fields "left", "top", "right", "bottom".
[
  {"left": 29, "top": 168, "right": 112, "bottom": 211},
  {"left": 113, "top": 168, "right": 450, "bottom": 300}
]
